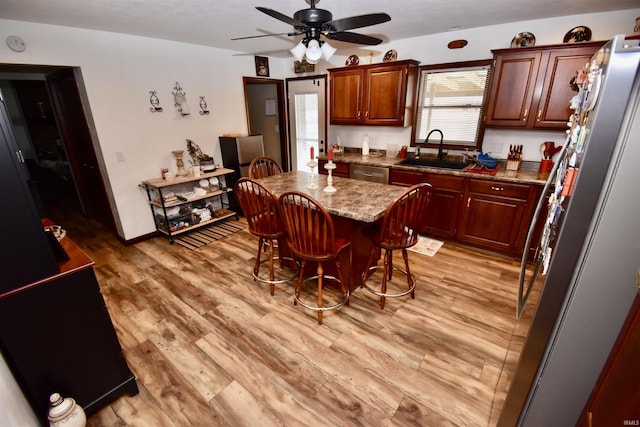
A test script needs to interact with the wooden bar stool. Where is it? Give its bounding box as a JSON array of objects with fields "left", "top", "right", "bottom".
[
  {"left": 278, "top": 191, "right": 351, "bottom": 324},
  {"left": 248, "top": 156, "right": 283, "bottom": 179},
  {"left": 234, "top": 178, "right": 296, "bottom": 295},
  {"left": 361, "top": 183, "right": 433, "bottom": 309}
]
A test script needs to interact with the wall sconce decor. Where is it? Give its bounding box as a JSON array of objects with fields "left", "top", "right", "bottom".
[
  {"left": 172, "top": 82, "right": 191, "bottom": 116},
  {"left": 255, "top": 56, "right": 269, "bottom": 77},
  {"left": 149, "top": 91, "right": 163, "bottom": 112},
  {"left": 199, "top": 96, "right": 210, "bottom": 115}
]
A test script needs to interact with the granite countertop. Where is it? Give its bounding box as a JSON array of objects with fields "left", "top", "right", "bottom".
[
  {"left": 321, "top": 152, "right": 549, "bottom": 185},
  {"left": 259, "top": 171, "right": 406, "bottom": 223}
]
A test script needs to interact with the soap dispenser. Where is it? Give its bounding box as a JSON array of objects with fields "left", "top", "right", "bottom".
[{"left": 362, "top": 133, "right": 370, "bottom": 156}]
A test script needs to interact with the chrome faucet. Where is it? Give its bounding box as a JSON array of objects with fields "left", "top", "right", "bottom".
[{"left": 425, "top": 129, "right": 446, "bottom": 161}]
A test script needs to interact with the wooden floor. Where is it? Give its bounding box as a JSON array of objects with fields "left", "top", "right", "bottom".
[{"left": 62, "top": 214, "right": 541, "bottom": 427}]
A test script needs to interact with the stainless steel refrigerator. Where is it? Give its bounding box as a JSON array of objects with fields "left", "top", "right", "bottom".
[
  {"left": 500, "top": 35, "right": 640, "bottom": 426},
  {"left": 219, "top": 134, "right": 264, "bottom": 179}
]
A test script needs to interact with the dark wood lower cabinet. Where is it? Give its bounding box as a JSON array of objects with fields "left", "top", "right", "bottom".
[
  {"left": 578, "top": 293, "right": 640, "bottom": 426},
  {"left": 458, "top": 179, "right": 539, "bottom": 255},
  {"left": 389, "top": 169, "right": 541, "bottom": 257},
  {"left": 0, "top": 237, "right": 138, "bottom": 424}
]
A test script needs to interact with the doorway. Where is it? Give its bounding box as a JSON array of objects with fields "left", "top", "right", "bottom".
[
  {"left": 242, "top": 77, "right": 288, "bottom": 170},
  {"left": 286, "top": 75, "right": 327, "bottom": 171},
  {"left": 0, "top": 64, "right": 116, "bottom": 233}
]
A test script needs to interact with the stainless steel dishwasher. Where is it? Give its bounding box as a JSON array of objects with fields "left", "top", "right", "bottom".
[{"left": 349, "top": 164, "right": 389, "bottom": 184}]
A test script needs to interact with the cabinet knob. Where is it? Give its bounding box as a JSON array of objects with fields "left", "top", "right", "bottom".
[
  {"left": 522, "top": 109, "right": 528, "bottom": 121},
  {"left": 536, "top": 109, "right": 542, "bottom": 121}
]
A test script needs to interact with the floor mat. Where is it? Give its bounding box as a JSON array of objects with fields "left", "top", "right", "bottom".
[
  {"left": 408, "top": 236, "right": 444, "bottom": 257},
  {"left": 173, "top": 221, "right": 245, "bottom": 250}
]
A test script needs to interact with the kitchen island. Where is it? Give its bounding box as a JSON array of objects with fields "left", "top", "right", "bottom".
[{"left": 259, "top": 171, "right": 406, "bottom": 291}]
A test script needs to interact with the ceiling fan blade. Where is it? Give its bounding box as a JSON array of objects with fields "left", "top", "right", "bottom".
[
  {"left": 327, "top": 32, "right": 383, "bottom": 46},
  {"left": 323, "top": 13, "right": 391, "bottom": 33},
  {"left": 231, "top": 32, "right": 300, "bottom": 41},
  {"left": 256, "top": 6, "right": 309, "bottom": 30}
]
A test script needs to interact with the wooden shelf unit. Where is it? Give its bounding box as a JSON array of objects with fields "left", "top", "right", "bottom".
[{"left": 141, "top": 168, "right": 238, "bottom": 243}]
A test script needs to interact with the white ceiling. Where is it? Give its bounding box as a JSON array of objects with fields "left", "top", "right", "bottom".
[{"left": 1, "top": 0, "right": 638, "bottom": 57}]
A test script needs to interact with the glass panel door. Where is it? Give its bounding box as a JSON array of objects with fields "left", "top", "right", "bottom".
[{"left": 287, "top": 77, "right": 326, "bottom": 171}]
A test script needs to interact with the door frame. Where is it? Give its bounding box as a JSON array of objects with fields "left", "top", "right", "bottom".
[
  {"left": 0, "top": 63, "right": 116, "bottom": 234},
  {"left": 242, "top": 77, "right": 289, "bottom": 171}
]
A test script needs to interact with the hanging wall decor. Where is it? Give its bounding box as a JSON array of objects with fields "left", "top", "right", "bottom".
[
  {"left": 255, "top": 56, "right": 269, "bottom": 77},
  {"left": 199, "top": 96, "right": 210, "bottom": 115},
  {"left": 172, "top": 82, "right": 190, "bottom": 116},
  {"left": 149, "top": 91, "right": 163, "bottom": 112}
]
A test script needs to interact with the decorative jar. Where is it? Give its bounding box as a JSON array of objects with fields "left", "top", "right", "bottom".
[{"left": 48, "top": 392, "right": 86, "bottom": 427}]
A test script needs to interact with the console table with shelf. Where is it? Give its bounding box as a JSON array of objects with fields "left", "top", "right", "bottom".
[{"left": 141, "top": 168, "right": 238, "bottom": 243}]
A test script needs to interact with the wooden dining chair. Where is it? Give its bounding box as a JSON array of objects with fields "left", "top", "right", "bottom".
[
  {"left": 278, "top": 191, "right": 351, "bottom": 324},
  {"left": 361, "top": 183, "right": 433, "bottom": 309},
  {"left": 248, "top": 156, "right": 283, "bottom": 179},
  {"left": 233, "top": 178, "right": 296, "bottom": 295}
]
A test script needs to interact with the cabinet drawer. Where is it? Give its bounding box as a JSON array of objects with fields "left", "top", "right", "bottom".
[
  {"left": 468, "top": 179, "right": 530, "bottom": 199},
  {"left": 318, "top": 160, "right": 349, "bottom": 177},
  {"left": 389, "top": 168, "right": 426, "bottom": 186},
  {"left": 425, "top": 173, "right": 465, "bottom": 191}
]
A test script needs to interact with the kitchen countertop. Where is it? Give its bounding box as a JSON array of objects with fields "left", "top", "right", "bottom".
[{"left": 320, "top": 152, "right": 549, "bottom": 185}]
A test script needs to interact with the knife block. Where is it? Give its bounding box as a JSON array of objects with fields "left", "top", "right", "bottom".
[{"left": 506, "top": 159, "right": 522, "bottom": 171}]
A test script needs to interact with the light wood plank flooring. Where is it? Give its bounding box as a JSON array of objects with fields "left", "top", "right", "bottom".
[{"left": 63, "top": 215, "right": 541, "bottom": 427}]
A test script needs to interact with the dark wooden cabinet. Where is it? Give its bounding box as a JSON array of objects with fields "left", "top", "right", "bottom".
[
  {"left": 578, "top": 293, "right": 640, "bottom": 426},
  {"left": 458, "top": 179, "right": 539, "bottom": 255},
  {"left": 0, "top": 235, "right": 138, "bottom": 424},
  {"left": 390, "top": 168, "right": 542, "bottom": 257},
  {"left": 318, "top": 159, "right": 349, "bottom": 177},
  {"left": 329, "top": 60, "right": 419, "bottom": 126},
  {"left": 389, "top": 169, "right": 464, "bottom": 240},
  {"left": 1, "top": 94, "right": 60, "bottom": 294},
  {"left": 423, "top": 173, "right": 464, "bottom": 239},
  {"left": 485, "top": 42, "right": 603, "bottom": 130}
]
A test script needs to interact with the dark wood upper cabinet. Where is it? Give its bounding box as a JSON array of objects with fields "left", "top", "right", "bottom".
[
  {"left": 329, "top": 60, "right": 419, "bottom": 126},
  {"left": 484, "top": 41, "right": 604, "bottom": 130}
]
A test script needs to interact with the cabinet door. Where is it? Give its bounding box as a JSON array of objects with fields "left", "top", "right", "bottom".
[
  {"left": 329, "top": 69, "right": 363, "bottom": 125},
  {"left": 534, "top": 46, "right": 599, "bottom": 128},
  {"left": 458, "top": 179, "right": 531, "bottom": 254},
  {"left": 423, "top": 174, "right": 464, "bottom": 239},
  {"left": 485, "top": 51, "right": 543, "bottom": 127},
  {"left": 1, "top": 97, "right": 59, "bottom": 292},
  {"left": 579, "top": 294, "right": 640, "bottom": 426},
  {"left": 363, "top": 64, "right": 407, "bottom": 126}
]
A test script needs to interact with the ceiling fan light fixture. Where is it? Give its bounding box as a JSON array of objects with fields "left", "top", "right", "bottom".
[
  {"left": 290, "top": 41, "right": 307, "bottom": 61},
  {"left": 320, "top": 40, "right": 336, "bottom": 60},
  {"left": 305, "top": 39, "right": 322, "bottom": 62}
]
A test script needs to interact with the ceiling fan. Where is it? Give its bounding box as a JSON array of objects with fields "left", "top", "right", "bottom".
[{"left": 232, "top": 0, "right": 391, "bottom": 62}]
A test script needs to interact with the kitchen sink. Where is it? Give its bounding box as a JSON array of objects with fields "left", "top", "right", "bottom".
[{"left": 398, "top": 158, "right": 470, "bottom": 170}]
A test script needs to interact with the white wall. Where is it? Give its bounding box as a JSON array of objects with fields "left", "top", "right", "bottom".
[
  {"left": 1, "top": 8, "right": 638, "bottom": 242},
  {"left": 0, "top": 354, "right": 38, "bottom": 426}
]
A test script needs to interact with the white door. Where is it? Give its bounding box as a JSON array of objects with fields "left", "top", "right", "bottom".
[{"left": 287, "top": 76, "right": 326, "bottom": 171}]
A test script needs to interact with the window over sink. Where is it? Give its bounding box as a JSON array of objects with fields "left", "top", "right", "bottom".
[{"left": 412, "top": 60, "right": 492, "bottom": 151}]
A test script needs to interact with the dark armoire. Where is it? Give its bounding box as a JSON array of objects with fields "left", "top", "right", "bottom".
[{"left": 0, "top": 89, "right": 138, "bottom": 424}]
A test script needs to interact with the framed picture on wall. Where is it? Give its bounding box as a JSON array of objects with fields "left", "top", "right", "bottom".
[
  {"left": 255, "top": 56, "right": 269, "bottom": 77},
  {"left": 294, "top": 59, "right": 316, "bottom": 74}
]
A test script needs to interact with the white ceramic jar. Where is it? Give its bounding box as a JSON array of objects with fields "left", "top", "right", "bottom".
[{"left": 48, "top": 392, "right": 86, "bottom": 427}]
